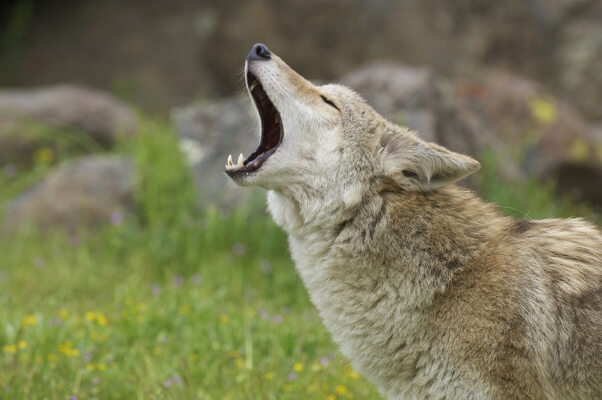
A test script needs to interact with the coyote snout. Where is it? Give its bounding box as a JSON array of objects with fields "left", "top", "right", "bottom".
[{"left": 225, "top": 44, "right": 602, "bottom": 400}]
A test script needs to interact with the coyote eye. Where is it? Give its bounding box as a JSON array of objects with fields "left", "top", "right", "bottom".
[{"left": 320, "top": 95, "right": 340, "bottom": 111}]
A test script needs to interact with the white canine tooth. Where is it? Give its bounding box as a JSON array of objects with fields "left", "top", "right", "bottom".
[
  {"left": 249, "top": 81, "right": 257, "bottom": 91},
  {"left": 227, "top": 154, "right": 233, "bottom": 166},
  {"left": 237, "top": 153, "right": 244, "bottom": 166}
]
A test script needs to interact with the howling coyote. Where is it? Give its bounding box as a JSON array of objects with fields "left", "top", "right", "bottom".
[{"left": 225, "top": 43, "right": 602, "bottom": 400}]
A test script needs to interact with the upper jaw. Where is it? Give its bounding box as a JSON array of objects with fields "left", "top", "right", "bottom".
[{"left": 224, "top": 60, "right": 284, "bottom": 182}]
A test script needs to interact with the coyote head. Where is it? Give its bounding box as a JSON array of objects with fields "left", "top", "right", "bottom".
[{"left": 225, "top": 44, "right": 480, "bottom": 218}]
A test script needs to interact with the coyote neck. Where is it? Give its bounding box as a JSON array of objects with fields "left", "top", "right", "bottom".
[{"left": 271, "top": 184, "right": 509, "bottom": 310}]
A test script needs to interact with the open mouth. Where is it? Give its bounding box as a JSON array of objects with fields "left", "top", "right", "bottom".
[{"left": 225, "top": 71, "right": 283, "bottom": 177}]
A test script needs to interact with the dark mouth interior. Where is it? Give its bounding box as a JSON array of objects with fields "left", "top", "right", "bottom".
[{"left": 228, "top": 71, "right": 283, "bottom": 175}]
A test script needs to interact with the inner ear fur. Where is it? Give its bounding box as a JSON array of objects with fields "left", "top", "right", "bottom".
[{"left": 380, "top": 131, "right": 480, "bottom": 191}]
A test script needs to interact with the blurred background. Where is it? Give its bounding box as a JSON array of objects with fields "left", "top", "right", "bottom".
[{"left": 0, "top": 1, "right": 600, "bottom": 399}]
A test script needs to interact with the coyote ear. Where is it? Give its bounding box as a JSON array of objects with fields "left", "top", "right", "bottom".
[{"left": 380, "top": 133, "right": 480, "bottom": 191}]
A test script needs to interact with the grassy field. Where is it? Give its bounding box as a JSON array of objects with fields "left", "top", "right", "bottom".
[{"left": 0, "top": 120, "right": 599, "bottom": 399}]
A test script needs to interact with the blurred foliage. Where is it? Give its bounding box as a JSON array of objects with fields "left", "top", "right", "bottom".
[
  {"left": 478, "top": 150, "right": 599, "bottom": 224},
  {"left": 0, "top": 0, "right": 33, "bottom": 84}
]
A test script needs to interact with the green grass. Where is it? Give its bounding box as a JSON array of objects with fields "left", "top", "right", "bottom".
[
  {"left": 0, "top": 119, "right": 598, "bottom": 399},
  {"left": 0, "top": 120, "right": 378, "bottom": 399}
]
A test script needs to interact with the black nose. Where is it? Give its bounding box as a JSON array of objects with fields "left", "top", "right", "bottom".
[{"left": 247, "top": 43, "right": 271, "bottom": 61}]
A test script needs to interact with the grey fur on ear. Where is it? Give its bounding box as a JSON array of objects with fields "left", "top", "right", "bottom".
[{"left": 380, "top": 131, "right": 480, "bottom": 190}]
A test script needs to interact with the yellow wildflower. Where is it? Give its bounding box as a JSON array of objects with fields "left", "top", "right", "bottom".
[
  {"left": 335, "top": 385, "right": 348, "bottom": 395},
  {"left": 58, "top": 341, "right": 79, "bottom": 357},
  {"left": 3, "top": 344, "right": 17, "bottom": 353},
  {"left": 86, "top": 311, "right": 108, "bottom": 326},
  {"left": 189, "top": 353, "right": 199, "bottom": 361},
  {"left": 345, "top": 368, "right": 360, "bottom": 380},
  {"left": 246, "top": 308, "right": 257, "bottom": 318},
  {"left": 58, "top": 309, "right": 69, "bottom": 319},
  {"left": 311, "top": 362, "right": 321, "bottom": 372},
  {"left": 308, "top": 382, "right": 319, "bottom": 392},
  {"left": 569, "top": 139, "right": 589, "bottom": 162},
  {"left": 97, "top": 362, "right": 106, "bottom": 371},
  {"left": 87, "top": 364, "right": 96, "bottom": 371},
  {"left": 34, "top": 148, "right": 54, "bottom": 163},
  {"left": 219, "top": 314, "right": 229, "bottom": 324},
  {"left": 264, "top": 371, "right": 274, "bottom": 380},
  {"left": 325, "top": 395, "right": 336, "bottom": 400},
  {"left": 96, "top": 313, "right": 108, "bottom": 326},
  {"left": 529, "top": 97, "right": 557, "bottom": 125},
  {"left": 21, "top": 315, "right": 38, "bottom": 326},
  {"left": 17, "top": 341, "right": 27, "bottom": 349},
  {"left": 235, "top": 358, "right": 245, "bottom": 369},
  {"left": 283, "top": 384, "right": 292, "bottom": 392},
  {"left": 48, "top": 353, "right": 58, "bottom": 362},
  {"left": 294, "top": 362, "right": 304, "bottom": 372}
]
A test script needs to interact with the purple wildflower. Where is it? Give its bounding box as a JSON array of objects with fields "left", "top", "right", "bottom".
[
  {"left": 272, "top": 314, "right": 283, "bottom": 324},
  {"left": 69, "top": 234, "right": 80, "bottom": 246},
  {"left": 288, "top": 372, "right": 297, "bottom": 380},
  {"left": 151, "top": 283, "right": 161, "bottom": 296},
  {"left": 171, "top": 276, "right": 184, "bottom": 288},
  {"left": 259, "top": 259, "right": 272, "bottom": 274},
  {"left": 109, "top": 210, "right": 124, "bottom": 226},
  {"left": 232, "top": 242, "right": 246, "bottom": 255},
  {"left": 92, "top": 377, "right": 100, "bottom": 384},
  {"left": 163, "top": 379, "right": 172, "bottom": 388},
  {"left": 320, "top": 356, "right": 330, "bottom": 366},
  {"left": 258, "top": 309, "right": 269, "bottom": 320}
]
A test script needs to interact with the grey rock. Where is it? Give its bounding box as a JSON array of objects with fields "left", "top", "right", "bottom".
[
  {"left": 558, "top": 21, "right": 602, "bottom": 120},
  {"left": 441, "top": 70, "right": 601, "bottom": 205},
  {"left": 341, "top": 62, "right": 601, "bottom": 204},
  {"left": 2, "top": 155, "right": 135, "bottom": 233},
  {"left": 172, "top": 96, "right": 264, "bottom": 211},
  {"left": 0, "top": 85, "right": 137, "bottom": 163},
  {"left": 341, "top": 62, "right": 438, "bottom": 142}
]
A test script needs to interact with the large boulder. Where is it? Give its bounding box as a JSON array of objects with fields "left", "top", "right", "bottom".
[
  {"left": 172, "top": 96, "right": 264, "bottom": 211},
  {"left": 558, "top": 21, "right": 602, "bottom": 120},
  {"left": 2, "top": 155, "right": 135, "bottom": 234},
  {"left": 442, "top": 71, "right": 600, "bottom": 182},
  {"left": 341, "top": 62, "right": 439, "bottom": 142},
  {"left": 0, "top": 85, "right": 137, "bottom": 163},
  {"left": 341, "top": 63, "right": 601, "bottom": 205}
]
